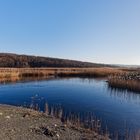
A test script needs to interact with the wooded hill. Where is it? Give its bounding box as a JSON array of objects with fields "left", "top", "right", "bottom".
[{"left": 0, "top": 53, "right": 110, "bottom": 68}]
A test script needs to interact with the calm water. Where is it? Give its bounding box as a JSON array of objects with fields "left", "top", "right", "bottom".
[{"left": 0, "top": 78, "right": 140, "bottom": 138}]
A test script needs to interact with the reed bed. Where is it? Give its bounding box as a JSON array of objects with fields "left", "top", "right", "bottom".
[
  {"left": 0, "top": 67, "right": 124, "bottom": 80},
  {"left": 108, "top": 72, "right": 140, "bottom": 93},
  {"left": 0, "top": 68, "right": 55, "bottom": 79},
  {"left": 108, "top": 79, "right": 140, "bottom": 93},
  {"left": 0, "top": 67, "right": 140, "bottom": 93},
  {"left": 55, "top": 67, "right": 124, "bottom": 78}
]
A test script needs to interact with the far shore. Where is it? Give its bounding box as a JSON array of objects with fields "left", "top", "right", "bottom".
[
  {"left": 0, "top": 67, "right": 140, "bottom": 93},
  {"left": 0, "top": 67, "right": 126, "bottom": 79}
]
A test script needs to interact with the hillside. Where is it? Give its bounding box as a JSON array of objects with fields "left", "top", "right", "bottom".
[{"left": 0, "top": 53, "right": 109, "bottom": 68}]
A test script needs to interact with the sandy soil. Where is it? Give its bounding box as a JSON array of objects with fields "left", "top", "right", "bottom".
[{"left": 0, "top": 105, "right": 109, "bottom": 140}]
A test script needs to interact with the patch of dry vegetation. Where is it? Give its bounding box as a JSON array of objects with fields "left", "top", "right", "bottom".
[
  {"left": 108, "top": 71, "right": 140, "bottom": 93},
  {"left": 0, "top": 67, "right": 123, "bottom": 80},
  {"left": 55, "top": 67, "right": 123, "bottom": 78},
  {"left": 1, "top": 67, "right": 140, "bottom": 93},
  {"left": 0, "top": 68, "right": 55, "bottom": 79},
  {"left": 108, "top": 79, "right": 140, "bottom": 93}
]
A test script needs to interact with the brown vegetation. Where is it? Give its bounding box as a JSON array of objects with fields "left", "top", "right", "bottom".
[
  {"left": 56, "top": 67, "right": 123, "bottom": 78},
  {"left": 0, "top": 67, "right": 123, "bottom": 81},
  {"left": 108, "top": 72, "right": 140, "bottom": 93},
  {"left": 0, "top": 67, "right": 140, "bottom": 93},
  {"left": 108, "top": 79, "right": 140, "bottom": 93}
]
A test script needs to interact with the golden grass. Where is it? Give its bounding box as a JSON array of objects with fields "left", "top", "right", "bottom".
[
  {"left": 108, "top": 79, "right": 140, "bottom": 93},
  {"left": 0, "top": 68, "right": 55, "bottom": 78},
  {"left": 2, "top": 67, "right": 139, "bottom": 93},
  {"left": 55, "top": 67, "right": 124, "bottom": 77},
  {"left": 108, "top": 70, "right": 140, "bottom": 93},
  {"left": 0, "top": 67, "right": 124, "bottom": 79}
]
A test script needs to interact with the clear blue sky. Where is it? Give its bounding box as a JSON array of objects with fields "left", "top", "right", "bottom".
[{"left": 0, "top": 0, "right": 140, "bottom": 65}]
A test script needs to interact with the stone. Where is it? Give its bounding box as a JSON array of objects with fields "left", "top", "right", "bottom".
[{"left": 5, "top": 116, "right": 11, "bottom": 119}]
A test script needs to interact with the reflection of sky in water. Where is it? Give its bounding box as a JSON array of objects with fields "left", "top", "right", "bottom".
[{"left": 0, "top": 78, "right": 140, "bottom": 139}]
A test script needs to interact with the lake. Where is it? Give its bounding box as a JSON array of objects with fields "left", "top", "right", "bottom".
[{"left": 0, "top": 78, "right": 140, "bottom": 139}]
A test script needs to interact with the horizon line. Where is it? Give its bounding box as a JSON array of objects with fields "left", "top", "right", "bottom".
[{"left": 0, "top": 52, "right": 140, "bottom": 67}]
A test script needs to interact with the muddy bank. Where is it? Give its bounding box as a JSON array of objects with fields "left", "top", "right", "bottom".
[{"left": 0, "top": 105, "right": 109, "bottom": 140}]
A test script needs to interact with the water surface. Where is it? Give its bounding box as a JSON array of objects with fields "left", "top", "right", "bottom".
[{"left": 0, "top": 78, "right": 140, "bottom": 139}]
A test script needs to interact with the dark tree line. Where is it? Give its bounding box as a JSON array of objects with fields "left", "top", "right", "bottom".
[{"left": 0, "top": 53, "right": 109, "bottom": 68}]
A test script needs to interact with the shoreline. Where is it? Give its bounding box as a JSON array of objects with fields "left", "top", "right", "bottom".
[
  {"left": 0, "top": 67, "right": 140, "bottom": 93},
  {"left": 0, "top": 104, "right": 109, "bottom": 140}
]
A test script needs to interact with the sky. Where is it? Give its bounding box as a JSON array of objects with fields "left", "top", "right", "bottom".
[{"left": 0, "top": 0, "right": 140, "bottom": 65}]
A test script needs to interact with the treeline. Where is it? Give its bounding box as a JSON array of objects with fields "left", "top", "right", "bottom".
[{"left": 0, "top": 53, "right": 110, "bottom": 68}]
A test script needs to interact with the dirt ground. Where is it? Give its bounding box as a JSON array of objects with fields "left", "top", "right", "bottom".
[{"left": 0, "top": 105, "right": 109, "bottom": 140}]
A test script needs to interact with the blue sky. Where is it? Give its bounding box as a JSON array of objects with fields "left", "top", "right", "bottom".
[{"left": 0, "top": 0, "right": 140, "bottom": 65}]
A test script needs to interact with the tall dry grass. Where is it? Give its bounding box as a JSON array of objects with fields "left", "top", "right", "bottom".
[
  {"left": 108, "top": 71, "right": 140, "bottom": 93},
  {"left": 0, "top": 67, "right": 124, "bottom": 79},
  {"left": 108, "top": 79, "right": 140, "bottom": 93},
  {"left": 1, "top": 67, "right": 139, "bottom": 93},
  {"left": 56, "top": 67, "right": 124, "bottom": 78}
]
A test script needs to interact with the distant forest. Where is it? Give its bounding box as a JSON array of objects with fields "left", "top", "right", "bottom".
[{"left": 0, "top": 53, "right": 110, "bottom": 68}]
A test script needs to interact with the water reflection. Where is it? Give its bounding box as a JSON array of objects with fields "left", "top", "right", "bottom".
[
  {"left": 0, "top": 76, "right": 55, "bottom": 84},
  {"left": 23, "top": 93, "right": 140, "bottom": 140},
  {"left": 108, "top": 84, "right": 140, "bottom": 104},
  {"left": 27, "top": 94, "right": 103, "bottom": 133},
  {"left": 0, "top": 77, "right": 140, "bottom": 140}
]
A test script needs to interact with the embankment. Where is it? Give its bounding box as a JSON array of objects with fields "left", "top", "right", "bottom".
[{"left": 0, "top": 105, "right": 109, "bottom": 140}]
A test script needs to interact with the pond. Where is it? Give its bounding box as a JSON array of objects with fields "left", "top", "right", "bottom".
[{"left": 0, "top": 78, "right": 140, "bottom": 139}]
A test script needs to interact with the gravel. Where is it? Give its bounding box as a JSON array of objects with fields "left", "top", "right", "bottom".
[{"left": 0, "top": 105, "right": 109, "bottom": 140}]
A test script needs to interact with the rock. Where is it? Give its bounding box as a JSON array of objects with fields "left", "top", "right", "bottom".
[
  {"left": 22, "top": 113, "right": 30, "bottom": 118},
  {"left": 56, "top": 133, "right": 60, "bottom": 138},
  {"left": 60, "top": 125, "right": 67, "bottom": 131},
  {"left": 10, "top": 129, "right": 15, "bottom": 133},
  {"left": 41, "top": 127, "right": 57, "bottom": 137},
  {"left": 0, "top": 112, "right": 3, "bottom": 116},
  {"left": 5, "top": 116, "right": 11, "bottom": 119},
  {"left": 61, "top": 124, "right": 67, "bottom": 128}
]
